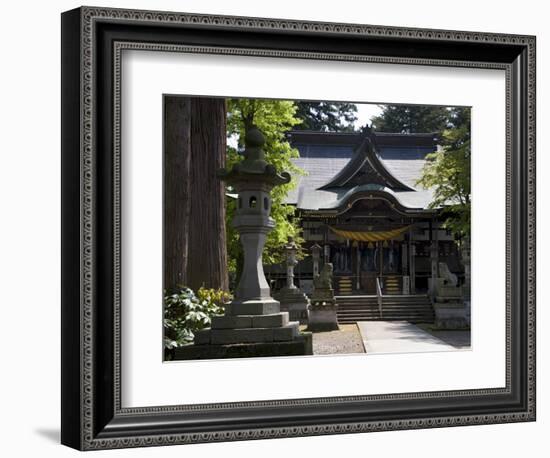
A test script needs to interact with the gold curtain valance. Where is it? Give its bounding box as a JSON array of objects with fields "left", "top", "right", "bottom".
[{"left": 329, "top": 225, "right": 410, "bottom": 242}]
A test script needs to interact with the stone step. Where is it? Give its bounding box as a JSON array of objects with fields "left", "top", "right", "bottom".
[
  {"left": 338, "top": 308, "right": 433, "bottom": 312},
  {"left": 336, "top": 296, "right": 431, "bottom": 307},
  {"left": 339, "top": 303, "right": 431, "bottom": 308},
  {"left": 339, "top": 314, "right": 433, "bottom": 318},
  {"left": 336, "top": 292, "right": 434, "bottom": 323},
  {"left": 335, "top": 295, "right": 429, "bottom": 299},
  {"left": 334, "top": 295, "right": 434, "bottom": 326},
  {"left": 336, "top": 301, "right": 431, "bottom": 306},
  {"left": 338, "top": 313, "right": 433, "bottom": 317},
  {"left": 338, "top": 314, "right": 434, "bottom": 320},
  {"left": 211, "top": 312, "right": 289, "bottom": 329},
  {"left": 338, "top": 310, "right": 433, "bottom": 314},
  {"left": 195, "top": 321, "right": 301, "bottom": 345},
  {"left": 338, "top": 317, "right": 434, "bottom": 324}
]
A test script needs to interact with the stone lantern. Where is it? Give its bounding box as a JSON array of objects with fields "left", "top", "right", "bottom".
[
  {"left": 284, "top": 237, "right": 299, "bottom": 289},
  {"left": 184, "top": 126, "right": 312, "bottom": 359},
  {"left": 274, "top": 236, "right": 310, "bottom": 323}
]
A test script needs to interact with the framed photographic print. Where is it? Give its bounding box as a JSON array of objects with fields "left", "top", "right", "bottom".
[{"left": 61, "top": 6, "right": 536, "bottom": 451}]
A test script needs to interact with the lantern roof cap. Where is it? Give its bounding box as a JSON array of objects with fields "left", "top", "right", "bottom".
[{"left": 219, "top": 126, "right": 291, "bottom": 186}]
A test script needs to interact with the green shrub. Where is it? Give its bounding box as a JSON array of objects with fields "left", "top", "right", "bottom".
[
  {"left": 196, "top": 286, "right": 232, "bottom": 309},
  {"left": 163, "top": 286, "right": 230, "bottom": 350}
]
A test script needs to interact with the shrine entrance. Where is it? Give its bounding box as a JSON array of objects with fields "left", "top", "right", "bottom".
[
  {"left": 329, "top": 226, "right": 409, "bottom": 295},
  {"left": 358, "top": 240, "right": 402, "bottom": 294}
]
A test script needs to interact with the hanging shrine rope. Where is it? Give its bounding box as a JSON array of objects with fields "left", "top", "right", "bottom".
[{"left": 329, "top": 225, "right": 410, "bottom": 242}]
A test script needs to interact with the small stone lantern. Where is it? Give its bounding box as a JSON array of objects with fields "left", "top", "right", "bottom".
[
  {"left": 274, "top": 236, "right": 310, "bottom": 323},
  {"left": 284, "top": 236, "right": 298, "bottom": 290}
]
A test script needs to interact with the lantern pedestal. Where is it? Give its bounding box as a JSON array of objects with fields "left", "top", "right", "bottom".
[
  {"left": 274, "top": 288, "right": 310, "bottom": 324},
  {"left": 174, "top": 333, "right": 312, "bottom": 360}
]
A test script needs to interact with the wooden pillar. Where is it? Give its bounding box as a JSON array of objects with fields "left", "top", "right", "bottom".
[
  {"left": 356, "top": 242, "right": 361, "bottom": 290},
  {"left": 409, "top": 226, "right": 416, "bottom": 294},
  {"left": 402, "top": 238, "right": 408, "bottom": 275},
  {"left": 378, "top": 241, "right": 383, "bottom": 276},
  {"left": 402, "top": 235, "right": 409, "bottom": 295}
]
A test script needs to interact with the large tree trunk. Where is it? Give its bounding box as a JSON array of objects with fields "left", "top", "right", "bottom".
[
  {"left": 164, "top": 96, "right": 229, "bottom": 292},
  {"left": 186, "top": 97, "right": 229, "bottom": 291},
  {"left": 163, "top": 97, "right": 192, "bottom": 291}
]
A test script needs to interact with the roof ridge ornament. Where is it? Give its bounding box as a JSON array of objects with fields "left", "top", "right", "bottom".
[{"left": 318, "top": 128, "right": 415, "bottom": 192}]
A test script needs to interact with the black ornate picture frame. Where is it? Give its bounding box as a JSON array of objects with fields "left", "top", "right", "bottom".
[{"left": 61, "top": 6, "right": 536, "bottom": 451}]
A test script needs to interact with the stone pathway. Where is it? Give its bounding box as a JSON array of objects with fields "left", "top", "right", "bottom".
[
  {"left": 357, "top": 321, "right": 456, "bottom": 355},
  {"left": 301, "top": 324, "right": 365, "bottom": 355},
  {"left": 415, "top": 323, "right": 471, "bottom": 349}
]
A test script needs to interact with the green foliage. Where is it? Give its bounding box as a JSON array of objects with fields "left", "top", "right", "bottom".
[
  {"left": 226, "top": 99, "right": 307, "bottom": 272},
  {"left": 163, "top": 286, "right": 230, "bottom": 350},
  {"left": 294, "top": 101, "right": 358, "bottom": 132},
  {"left": 196, "top": 286, "right": 232, "bottom": 308},
  {"left": 416, "top": 108, "right": 471, "bottom": 237},
  {"left": 371, "top": 105, "right": 450, "bottom": 134}
]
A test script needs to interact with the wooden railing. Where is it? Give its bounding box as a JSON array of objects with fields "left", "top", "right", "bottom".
[{"left": 376, "top": 277, "right": 383, "bottom": 318}]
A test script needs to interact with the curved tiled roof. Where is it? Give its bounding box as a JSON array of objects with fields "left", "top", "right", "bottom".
[{"left": 285, "top": 131, "right": 437, "bottom": 212}]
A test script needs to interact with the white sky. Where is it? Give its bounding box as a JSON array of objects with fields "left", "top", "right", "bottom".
[{"left": 354, "top": 102, "right": 383, "bottom": 129}]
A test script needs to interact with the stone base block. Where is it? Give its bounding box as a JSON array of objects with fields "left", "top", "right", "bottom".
[
  {"left": 211, "top": 328, "right": 274, "bottom": 345},
  {"left": 252, "top": 312, "right": 289, "bottom": 328},
  {"left": 210, "top": 312, "right": 289, "bottom": 329},
  {"left": 211, "top": 315, "right": 253, "bottom": 329},
  {"left": 273, "top": 323, "right": 300, "bottom": 341},
  {"left": 195, "top": 321, "right": 300, "bottom": 345},
  {"left": 280, "top": 303, "right": 309, "bottom": 324},
  {"left": 193, "top": 329, "right": 212, "bottom": 345},
  {"left": 275, "top": 287, "right": 310, "bottom": 324},
  {"left": 433, "top": 302, "right": 470, "bottom": 329},
  {"left": 173, "top": 333, "right": 313, "bottom": 360},
  {"left": 306, "top": 306, "right": 339, "bottom": 332},
  {"left": 225, "top": 299, "right": 280, "bottom": 316}
]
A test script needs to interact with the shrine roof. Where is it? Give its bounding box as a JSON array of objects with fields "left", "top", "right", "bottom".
[{"left": 285, "top": 130, "right": 438, "bottom": 212}]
